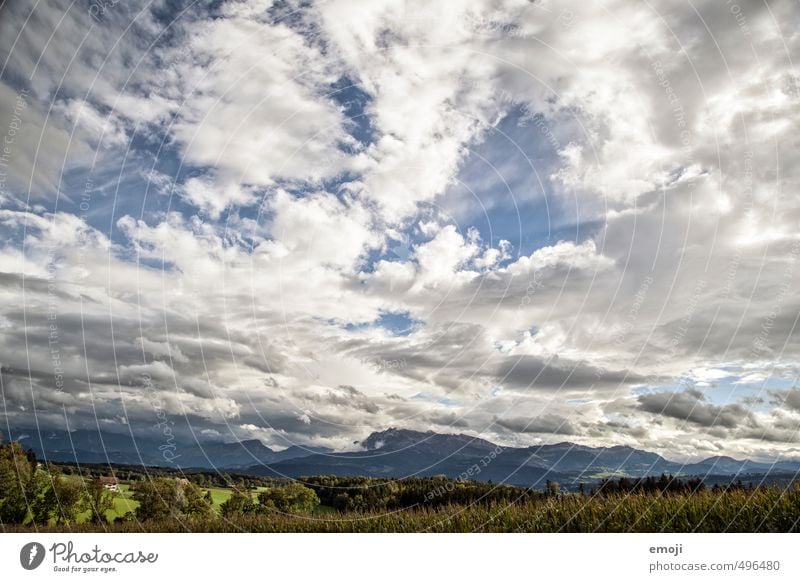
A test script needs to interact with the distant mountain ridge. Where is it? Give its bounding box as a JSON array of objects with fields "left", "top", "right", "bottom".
[
  {"left": 5, "top": 426, "right": 800, "bottom": 487},
  {"left": 3, "top": 427, "right": 329, "bottom": 469},
  {"left": 255, "top": 427, "right": 800, "bottom": 486}
]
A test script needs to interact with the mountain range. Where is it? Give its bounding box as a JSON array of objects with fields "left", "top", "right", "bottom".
[
  {"left": 3, "top": 426, "right": 329, "bottom": 469},
  {"left": 5, "top": 426, "right": 800, "bottom": 487}
]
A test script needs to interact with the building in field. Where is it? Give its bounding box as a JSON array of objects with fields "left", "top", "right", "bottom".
[{"left": 98, "top": 476, "right": 120, "bottom": 492}]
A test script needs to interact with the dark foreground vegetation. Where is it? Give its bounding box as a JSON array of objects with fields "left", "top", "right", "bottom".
[{"left": 3, "top": 434, "right": 799, "bottom": 532}]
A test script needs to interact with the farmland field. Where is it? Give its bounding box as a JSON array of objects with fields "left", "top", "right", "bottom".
[
  {"left": 5, "top": 458, "right": 799, "bottom": 533},
  {"left": 11, "top": 481, "right": 800, "bottom": 533}
]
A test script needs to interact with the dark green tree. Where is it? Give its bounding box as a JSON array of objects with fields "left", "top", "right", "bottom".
[
  {"left": 257, "top": 483, "right": 320, "bottom": 514},
  {"left": 220, "top": 489, "right": 254, "bottom": 517},
  {"left": 0, "top": 439, "right": 38, "bottom": 523},
  {"left": 184, "top": 482, "right": 214, "bottom": 518},
  {"left": 133, "top": 478, "right": 187, "bottom": 521},
  {"left": 42, "top": 467, "right": 89, "bottom": 525},
  {"left": 86, "top": 479, "right": 115, "bottom": 524}
]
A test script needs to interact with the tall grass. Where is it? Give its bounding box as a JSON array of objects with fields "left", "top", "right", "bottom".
[{"left": 6, "top": 485, "right": 799, "bottom": 533}]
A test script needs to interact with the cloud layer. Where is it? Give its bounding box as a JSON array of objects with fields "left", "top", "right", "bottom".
[{"left": 0, "top": 0, "right": 799, "bottom": 461}]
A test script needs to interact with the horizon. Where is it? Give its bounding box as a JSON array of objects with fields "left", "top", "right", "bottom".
[{"left": 1, "top": 0, "right": 799, "bottom": 468}]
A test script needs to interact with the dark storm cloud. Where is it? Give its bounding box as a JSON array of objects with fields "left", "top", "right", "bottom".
[
  {"left": 637, "top": 389, "right": 754, "bottom": 429},
  {"left": 492, "top": 355, "right": 643, "bottom": 391},
  {"left": 495, "top": 413, "right": 579, "bottom": 435},
  {"left": 771, "top": 388, "right": 800, "bottom": 413},
  {"left": 324, "top": 385, "right": 380, "bottom": 414}
]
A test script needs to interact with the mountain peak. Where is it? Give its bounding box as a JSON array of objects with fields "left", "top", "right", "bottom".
[
  {"left": 700, "top": 455, "right": 741, "bottom": 463},
  {"left": 361, "top": 428, "right": 500, "bottom": 453},
  {"left": 361, "top": 428, "right": 434, "bottom": 450}
]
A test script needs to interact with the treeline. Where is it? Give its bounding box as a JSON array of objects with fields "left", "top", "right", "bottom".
[
  {"left": 217, "top": 482, "right": 320, "bottom": 518},
  {"left": 593, "top": 474, "right": 706, "bottom": 495},
  {"left": 54, "top": 462, "right": 286, "bottom": 490},
  {"left": 299, "top": 475, "right": 538, "bottom": 510},
  {"left": 591, "top": 474, "right": 767, "bottom": 496}
]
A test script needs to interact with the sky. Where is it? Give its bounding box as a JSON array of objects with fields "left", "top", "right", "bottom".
[{"left": 0, "top": 0, "right": 798, "bottom": 462}]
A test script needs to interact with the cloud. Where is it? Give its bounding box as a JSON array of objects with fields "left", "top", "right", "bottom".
[
  {"left": 325, "top": 385, "right": 381, "bottom": 414},
  {"left": 492, "top": 354, "right": 640, "bottom": 392},
  {"left": 0, "top": 83, "right": 94, "bottom": 199},
  {"left": 0, "top": 0, "right": 798, "bottom": 460},
  {"left": 637, "top": 389, "right": 754, "bottom": 429},
  {"left": 181, "top": 175, "right": 255, "bottom": 220},
  {"left": 158, "top": 12, "right": 353, "bottom": 190},
  {"left": 496, "top": 413, "right": 579, "bottom": 435},
  {"left": 507, "top": 239, "right": 615, "bottom": 274},
  {"left": 772, "top": 388, "right": 800, "bottom": 413}
]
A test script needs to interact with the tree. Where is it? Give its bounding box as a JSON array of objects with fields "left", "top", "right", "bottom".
[
  {"left": 46, "top": 467, "right": 89, "bottom": 525},
  {"left": 220, "top": 489, "right": 254, "bottom": 517},
  {"left": 133, "top": 478, "right": 186, "bottom": 521},
  {"left": 0, "top": 439, "right": 37, "bottom": 523},
  {"left": 38, "top": 466, "right": 89, "bottom": 525},
  {"left": 114, "top": 510, "right": 136, "bottom": 523},
  {"left": 86, "top": 479, "right": 115, "bottom": 524},
  {"left": 332, "top": 492, "right": 353, "bottom": 512},
  {"left": 52, "top": 478, "right": 88, "bottom": 525},
  {"left": 29, "top": 469, "right": 58, "bottom": 525},
  {"left": 184, "top": 482, "right": 213, "bottom": 518},
  {"left": 2, "top": 437, "right": 94, "bottom": 526},
  {"left": 257, "top": 483, "right": 320, "bottom": 514}
]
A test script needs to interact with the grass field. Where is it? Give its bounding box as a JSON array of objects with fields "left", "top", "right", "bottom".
[
  {"left": 108, "top": 484, "right": 139, "bottom": 520},
  {"left": 204, "top": 487, "right": 233, "bottom": 509},
  {"left": 73, "top": 483, "right": 235, "bottom": 523}
]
